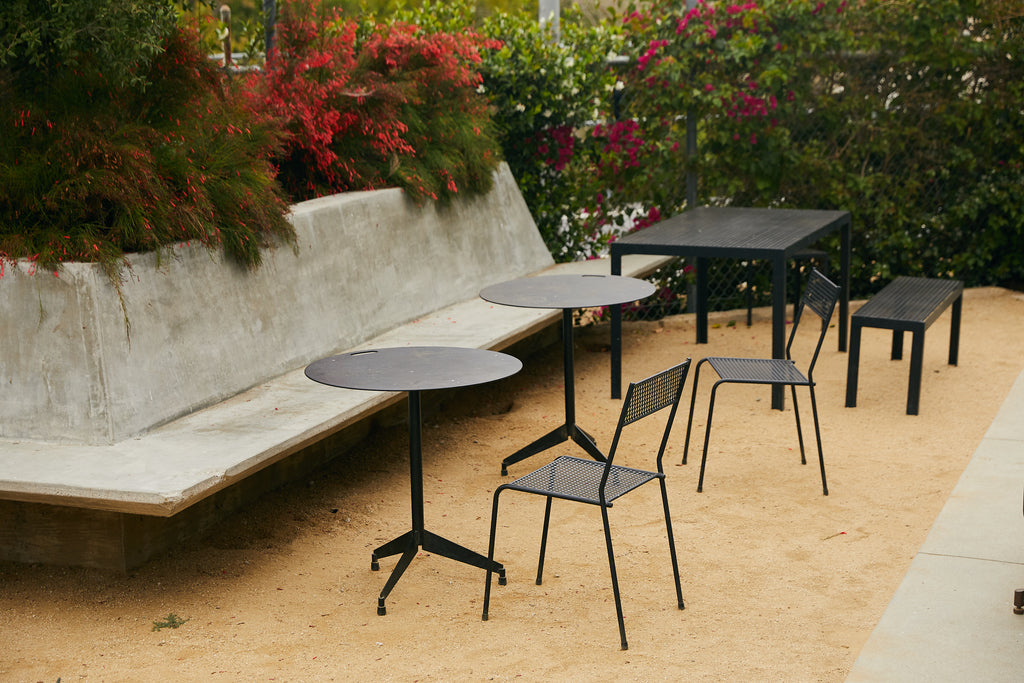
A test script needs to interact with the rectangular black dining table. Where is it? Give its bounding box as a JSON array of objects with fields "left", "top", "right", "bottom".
[{"left": 610, "top": 207, "right": 851, "bottom": 409}]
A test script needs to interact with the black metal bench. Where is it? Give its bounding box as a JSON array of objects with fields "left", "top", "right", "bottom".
[{"left": 845, "top": 276, "right": 963, "bottom": 415}]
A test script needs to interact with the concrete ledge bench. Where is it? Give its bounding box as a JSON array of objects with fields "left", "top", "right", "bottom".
[
  {"left": 845, "top": 276, "right": 964, "bottom": 415},
  {"left": 0, "top": 161, "right": 671, "bottom": 569}
]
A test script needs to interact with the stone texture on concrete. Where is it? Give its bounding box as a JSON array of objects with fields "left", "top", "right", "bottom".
[
  {"left": 0, "top": 152, "right": 675, "bottom": 569},
  {"left": 0, "top": 162, "right": 553, "bottom": 445},
  {"left": 0, "top": 253, "right": 668, "bottom": 518}
]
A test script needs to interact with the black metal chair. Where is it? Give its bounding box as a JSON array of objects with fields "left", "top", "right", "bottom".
[
  {"left": 482, "top": 359, "right": 691, "bottom": 651},
  {"left": 683, "top": 269, "right": 839, "bottom": 496}
]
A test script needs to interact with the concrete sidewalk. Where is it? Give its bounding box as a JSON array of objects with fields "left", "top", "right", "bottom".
[{"left": 846, "top": 369, "right": 1024, "bottom": 681}]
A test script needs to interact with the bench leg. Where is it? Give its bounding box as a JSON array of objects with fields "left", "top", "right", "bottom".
[
  {"left": 907, "top": 331, "right": 925, "bottom": 415},
  {"left": 891, "top": 330, "right": 904, "bottom": 361},
  {"left": 845, "top": 322, "right": 863, "bottom": 408},
  {"left": 949, "top": 294, "right": 962, "bottom": 366}
]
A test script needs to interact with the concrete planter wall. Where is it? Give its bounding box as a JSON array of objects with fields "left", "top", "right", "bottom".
[{"left": 0, "top": 163, "right": 553, "bottom": 446}]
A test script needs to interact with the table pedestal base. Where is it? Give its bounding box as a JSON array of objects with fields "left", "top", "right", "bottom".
[
  {"left": 371, "top": 529, "right": 506, "bottom": 615},
  {"left": 500, "top": 423, "right": 604, "bottom": 476}
]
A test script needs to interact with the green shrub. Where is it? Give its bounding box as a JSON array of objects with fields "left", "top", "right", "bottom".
[
  {"left": 781, "top": 0, "right": 1024, "bottom": 291},
  {"left": 477, "top": 5, "right": 625, "bottom": 260},
  {"left": 499, "top": 0, "right": 1024, "bottom": 292},
  {"left": 0, "top": 13, "right": 293, "bottom": 278},
  {"left": 0, "top": 0, "right": 178, "bottom": 91}
]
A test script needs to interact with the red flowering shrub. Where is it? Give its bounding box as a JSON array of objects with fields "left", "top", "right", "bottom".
[
  {"left": 618, "top": 0, "right": 845, "bottom": 209},
  {"left": 0, "top": 20, "right": 292, "bottom": 278},
  {"left": 249, "top": 0, "right": 502, "bottom": 203}
]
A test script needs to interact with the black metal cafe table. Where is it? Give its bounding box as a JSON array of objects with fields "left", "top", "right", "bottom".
[
  {"left": 480, "top": 273, "right": 656, "bottom": 475},
  {"left": 305, "top": 346, "right": 522, "bottom": 616},
  {"left": 609, "top": 207, "right": 852, "bottom": 409}
]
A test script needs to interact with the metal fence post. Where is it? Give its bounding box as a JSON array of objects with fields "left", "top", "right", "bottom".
[
  {"left": 219, "top": 4, "right": 232, "bottom": 68},
  {"left": 263, "top": 0, "right": 276, "bottom": 57},
  {"left": 685, "top": 0, "right": 697, "bottom": 209},
  {"left": 539, "top": 0, "right": 560, "bottom": 42}
]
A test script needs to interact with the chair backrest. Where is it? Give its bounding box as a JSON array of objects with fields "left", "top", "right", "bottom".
[
  {"left": 604, "top": 359, "right": 691, "bottom": 478},
  {"left": 786, "top": 268, "right": 840, "bottom": 377}
]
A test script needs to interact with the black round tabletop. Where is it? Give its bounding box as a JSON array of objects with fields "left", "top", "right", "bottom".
[
  {"left": 479, "top": 274, "right": 656, "bottom": 310},
  {"left": 305, "top": 346, "right": 522, "bottom": 392}
]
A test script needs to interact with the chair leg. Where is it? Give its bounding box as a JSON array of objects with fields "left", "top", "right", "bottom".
[
  {"left": 482, "top": 487, "right": 506, "bottom": 621},
  {"left": 601, "top": 505, "right": 628, "bottom": 651},
  {"left": 682, "top": 359, "right": 708, "bottom": 466},
  {"left": 659, "top": 478, "right": 685, "bottom": 611},
  {"left": 790, "top": 383, "right": 807, "bottom": 465},
  {"left": 536, "top": 496, "right": 553, "bottom": 585},
  {"left": 697, "top": 380, "right": 722, "bottom": 493},
  {"left": 809, "top": 385, "right": 829, "bottom": 496}
]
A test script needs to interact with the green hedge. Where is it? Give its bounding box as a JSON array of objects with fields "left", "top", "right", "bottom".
[
  {"left": 2, "top": 0, "right": 1022, "bottom": 297},
  {"left": 471, "top": 0, "right": 1024, "bottom": 294}
]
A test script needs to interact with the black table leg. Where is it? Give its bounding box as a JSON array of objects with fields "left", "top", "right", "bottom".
[
  {"left": 696, "top": 257, "right": 709, "bottom": 344},
  {"left": 500, "top": 308, "right": 606, "bottom": 474},
  {"left": 500, "top": 424, "right": 569, "bottom": 475},
  {"left": 839, "top": 215, "right": 851, "bottom": 352},
  {"left": 421, "top": 530, "right": 506, "bottom": 577},
  {"left": 373, "top": 531, "right": 418, "bottom": 615},
  {"left": 611, "top": 252, "right": 623, "bottom": 399},
  {"left": 771, "top": 256, "right": 787, "bottom": 410},
  {"left": 373, "top": 391, "right": 504, "bottom": 615}
]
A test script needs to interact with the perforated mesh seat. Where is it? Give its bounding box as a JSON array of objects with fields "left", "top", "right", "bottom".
[
  {"left": 482, "top": 360, "right": 692, "bottom": 651},
  {"left": 503, "top": 456, "right": 661, "bottom": 505},
  {"left": 683, "top": 269, "right": 839, "bottom": 496},
  {"left": 706, "top": 357, "right": 808, "bottom": 385}
]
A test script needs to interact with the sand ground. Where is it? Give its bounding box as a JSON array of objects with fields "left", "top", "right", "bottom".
[{"left": 4, "top": 286, "right": 1024, "bottom": 682}]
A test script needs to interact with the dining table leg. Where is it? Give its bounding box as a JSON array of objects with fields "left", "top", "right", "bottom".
[
  {"left": 839, "top": 215, "right": 851, "bottom": 352},
  {"left": 771, "top": 256, "right": 787, "bottom": 410},
  {"left": 695, "top": 257, "right": 709, "bottom": 344}
]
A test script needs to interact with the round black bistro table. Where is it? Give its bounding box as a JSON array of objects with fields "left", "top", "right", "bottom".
[
  {"left": 305, "top": 346, "right": 522, "bottom": 615},
  {"left": 479, "top": 273, "right": 656, "bottom": 475}
]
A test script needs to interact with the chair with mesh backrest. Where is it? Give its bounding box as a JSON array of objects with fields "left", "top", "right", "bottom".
[
  {"left": 482, "top": 359, "right": 691, "bottom": 651},
  {"left": 682, "top": 269, "right": 839, "bottom": 496}
]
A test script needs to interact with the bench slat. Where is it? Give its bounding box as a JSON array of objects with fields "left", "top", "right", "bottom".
[{"left": 853, "top": 277, "right": 963, "bottom": 329}]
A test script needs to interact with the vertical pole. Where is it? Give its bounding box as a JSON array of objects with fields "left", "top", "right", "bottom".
[
  {"left": 771, "top": 256, "right": 787, "bottom": 410},
  {"left": 408, "top": 391, "right": 424, "bottom": 537},
  {"left": 696, "top": 257, "right": 709, "bottom": 343},
  {"left": 562, "top": 309, "right": 575, "bottom": 428},
  {"left": 539, "top": 0, "right": 560, "bottom": 42},
  {"left": 685, "top": 0, "right": 698, "bottom": 210},
  {"left": 263, "top": 0, "right": 277, "bottom": 58},
  {"left": 610, "top": 251, "right": 623, "bottom": 399},
  {"left": 219, "top": 4, "right": 232, "bottom": 68}
]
